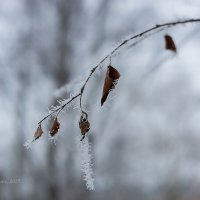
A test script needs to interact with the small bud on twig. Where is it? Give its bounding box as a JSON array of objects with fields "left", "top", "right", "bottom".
[
  {"left": 79, "top": 112, "right": 90, "bottom": 141},
  {"left": 49, "top": 117, "right": 60, "bottom": 137},
  {"left": 33, "top": 124, "right": 43, "bottom": 141}
]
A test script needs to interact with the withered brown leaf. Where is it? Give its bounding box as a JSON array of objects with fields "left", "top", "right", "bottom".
[
  {"left": 101, "top": 65, "right": 120, "bottom": 106},
  {"left": 34, "top": 124, "right": 43, "bottom": 140},
  {"left": 79, "top": 113, "right": 90, "bottom": 141},
  {"left": 49, "top": 117, "right": 60, "bottom": 137},
  {"left": 165, "top": 34, "right": 177, "bottom": 52}
]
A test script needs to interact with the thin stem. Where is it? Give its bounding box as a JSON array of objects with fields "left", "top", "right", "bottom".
[
  {"left": 38, "top": 18, "right": 200, "bottom": 125},
  {"left": 38, "top": 93, "right": 81, "bottom": 125},
  {"left": 109, "top": 55, "right": 112, "bottom": 65},
  {"left": 78, "top": 18, "right": 200, "bottom": 109}
]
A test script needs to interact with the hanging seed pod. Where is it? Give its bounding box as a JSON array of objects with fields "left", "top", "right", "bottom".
[
  {"left": 101, "top": 65, "right": 120, "bottom": 106},
  {"left": 165, "top": 34, "right": 177, "bottom": 52},
  {"left": 79, "top": 112, "right": 90, "bottom": 141},
  {"left": 33, "top": 124, "right": 43, "bottom": 141},
  {"left": 49, "top": 117, "right": 60, "bottom": 137}
]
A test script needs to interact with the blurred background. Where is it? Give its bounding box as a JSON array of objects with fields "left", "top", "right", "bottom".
[{"left": 1, "top": 0, "right": 200, "bottom": 199}]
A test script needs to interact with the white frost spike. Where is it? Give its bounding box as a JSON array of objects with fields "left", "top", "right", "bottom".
[
  {"left": 80, "top": 137, "right": 95, "bottom": 190},
  {"left": 23, "top": 140, "right": 32, "bottom": 149},
  {"left": 48, "top": 136, "right": 57, "bottom": 145}
]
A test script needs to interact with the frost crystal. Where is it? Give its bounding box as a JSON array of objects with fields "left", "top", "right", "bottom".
[
  {"left": 80, "top": 137, "right": 95, "bottom": 190},
  {"left": 23, "top": 140, "right": 32, "bottom": 149}
]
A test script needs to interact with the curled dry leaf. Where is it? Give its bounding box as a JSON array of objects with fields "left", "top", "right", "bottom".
[
  {"left": 49, "top": 117, "right": 60, "bottom": 137},
  {"left": 34, "top": 124, "right": 43, "bottom": 141},
  {"left": 79, "top": 113, "right": 90, "bottom": 141},
  {"left": 101, "top": 65, "right": 120, "bottom": 106},
  {"left": 165, "top": 34, "right": 177, "bottom": 52}
]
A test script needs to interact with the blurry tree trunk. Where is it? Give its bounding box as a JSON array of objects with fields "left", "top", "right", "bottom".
[
  {"left": 46, "top": 1, "right": 81, "bottom": 200},
  {"left": 10, "top": 1, "right": 36, "bottom": 196},
  {"left": 11, "top": 66, "right": 29, "bottom": 200},
  {"left": 91, "top": 0, "right": 111, "bottom": 53}
]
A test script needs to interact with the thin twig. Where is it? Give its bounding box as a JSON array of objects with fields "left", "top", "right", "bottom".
[
  {"left": 79, "top": 18, "right": 200, "bottom": 109},
  {"left": 38, "top": 93, "right": 81, "bottom": 124},
  {"left": 38, "top": 18, "right": 200, "bottom": 125}
]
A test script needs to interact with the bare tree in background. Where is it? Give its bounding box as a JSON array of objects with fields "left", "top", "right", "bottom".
[{"left": 43, "top": 1, "right": 84, "bottom": 200}]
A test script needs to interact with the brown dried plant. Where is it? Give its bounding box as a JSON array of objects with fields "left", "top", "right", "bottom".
[
  {"left": 49, "top": 117, "right": 60, "bottom": 137},
  {"left": 165, "top": 34, "right": 177, "bottom": 52},
  {"left": 29, "top": 18, "right": 200, "bottom": 142},
  {"left": 101, "top": 65, "right": 120, "bottom": 106}
]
